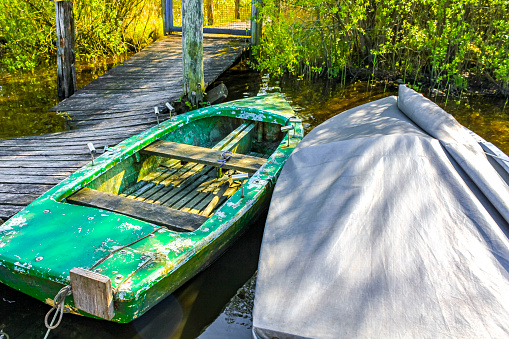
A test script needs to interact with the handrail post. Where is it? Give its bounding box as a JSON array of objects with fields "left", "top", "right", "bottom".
[
  {"left": 55, "top": 0, "right": 77, "bottom": 101},
  {"left": 250, "top": 0, "right": 262, "bottom": 47},
  {"left": 161, "top": 0, "right": 168, "bottom": 34},
  {"left": 182, "top": 0, "right": 205, "bottom": 107}
]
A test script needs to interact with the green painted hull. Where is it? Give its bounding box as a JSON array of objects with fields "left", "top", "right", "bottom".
[{"left": 0, "top": 94, "right": 303, "bottom": 323}]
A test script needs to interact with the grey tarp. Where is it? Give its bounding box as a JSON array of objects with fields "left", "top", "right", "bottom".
[{"left": 253, "top": 86, "right": 509, "bottom": 338}]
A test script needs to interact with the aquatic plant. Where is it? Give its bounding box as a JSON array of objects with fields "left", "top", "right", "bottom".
[{"left": 253, "top": 0, "right": 509, "bottom": 96}]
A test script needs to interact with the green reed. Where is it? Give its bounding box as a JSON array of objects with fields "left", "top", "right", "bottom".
[{"left": 252, "top": 0, "right": 509, "bottom": 96}]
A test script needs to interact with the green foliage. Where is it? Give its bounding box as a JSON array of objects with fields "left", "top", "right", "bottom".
[
  {"left": 0, "top": 0, "right": 163, "bottom": 71},
  {"left": 173, "top": 0, "right": 252, "bottom": 28},
  {"left": 0, "top": 0, "right": 55, "bottom": 70},
  {"left": 253, "top": 0, "right": 509, "bottom": 95}
]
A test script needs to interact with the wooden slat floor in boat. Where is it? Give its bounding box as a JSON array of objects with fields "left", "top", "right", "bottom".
[{"left": 120, "top": 161, "right": 242, "bottom": 217}]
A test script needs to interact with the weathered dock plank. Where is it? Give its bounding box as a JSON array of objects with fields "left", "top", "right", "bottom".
[{"left": 0, "top": 34, "right": 248, "bottom": 220}]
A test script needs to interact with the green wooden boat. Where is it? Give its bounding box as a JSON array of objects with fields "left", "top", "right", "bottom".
[{"left": 0, "top": 94, "right": 303, "bottom": 323}]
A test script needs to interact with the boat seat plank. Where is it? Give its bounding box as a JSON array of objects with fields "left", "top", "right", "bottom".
[
  {"left": 127, "top": 122, "right": 254, "bottom": 201},
  {"left": 67, "top": 187, "right": 207, "bottom": 232},
  {"left": 141, "top": 141, "right": 265, "bottom": 173}
]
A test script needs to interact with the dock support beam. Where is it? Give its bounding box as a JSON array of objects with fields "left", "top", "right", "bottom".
[
  {"left": 55, "top": 1, "right": 77, "bottom": 101},
  {"left": 250, "top": 0, "right": 262, "bottom": 47},
  {"left": 182, "top": 0, "right": 205, "bottom": 107}
]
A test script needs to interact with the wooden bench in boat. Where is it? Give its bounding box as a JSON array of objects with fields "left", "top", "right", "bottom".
[
  {"left": 67, "top": 187, "right": 207, "bottom": 232},
  {"left": 66, "top": 122, "right": 260, "bottom": 232},
  {"left": 141, "top": 141, "right": 265, "bottom": 173}
]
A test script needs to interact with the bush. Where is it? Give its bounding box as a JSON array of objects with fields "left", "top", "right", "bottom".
[
  {"left": 253, "top": 0, "right": 509, "bottom": 95},
  {"left": 0, "top": 0, "right": 163, "bottom": 71}
]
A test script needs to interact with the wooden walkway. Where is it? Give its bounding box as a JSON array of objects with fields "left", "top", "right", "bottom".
[{"left": 0, "top": 35, "right": 248, "bottom": 221}]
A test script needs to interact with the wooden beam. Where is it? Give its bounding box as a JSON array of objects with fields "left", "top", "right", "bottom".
[
  {"left": 235, "top": 0, "right": 240, "bottom": 19},
  {"left": 141, "top": 140, "right": 265, "bottom": 173},
  {"left": 55, "top": 1, "right": 77, "bottom": 100},
  {"left": 70, "top": 268, "right": 114, "bottom": 320},
  {"left": 250, "top": 0, "right": 262, "bottom": 47},
  {"left": 205, "top": 0, "right": 214, "bottom": 25},
  {"left": 206, "top": 83, "right": 228, "bottom": 105},
  {"left": 182, "top": 0, "right": 204, "bottom": 105},
  {"left": 67, "top": 187, "right": 207, "bottom": 232}
]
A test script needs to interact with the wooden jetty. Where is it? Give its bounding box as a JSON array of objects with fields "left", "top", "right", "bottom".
[{"left": 0, "top": 34, "right": 248, "bottom": 221}]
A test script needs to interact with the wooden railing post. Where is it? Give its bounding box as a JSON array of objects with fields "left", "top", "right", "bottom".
[
  {"left": 161, "top": 0, "right": 168, "bottom": 34},
  {"left": 205, "top": 0, "right": 214, "bottom": 26},
  {"left": 55, "top": 0, "right": 77, "bottom": 101},
  {"left": 250, "top": 0, "right": 262, "bottom": 46},
  {"left": 235, "top": 0, "right": 240, "bottom": 19},
  {"left": 182, "top": 0, "right": 204, "bottom": 106}
]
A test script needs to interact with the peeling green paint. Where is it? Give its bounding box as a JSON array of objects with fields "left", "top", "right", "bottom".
[{"left": 0, "top": 94, "right": 303, "bottom": 323}]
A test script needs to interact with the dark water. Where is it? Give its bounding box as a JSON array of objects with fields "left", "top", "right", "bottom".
[
  {"left": 0, "top": 55, "right": 131, "bottom": 139},
  {"left": 0, "top": 57, "right": 508, "bottom": 338}
]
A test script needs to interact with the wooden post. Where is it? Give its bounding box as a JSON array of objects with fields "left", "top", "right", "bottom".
[
  {"left": 182, "top": 0, "right": 204, "bottom": 107},
  {"left": 161, "top": 0, "right": 168, "bottom": 34},
  {"left": 235, "top": 0, "right": 240, "bottom": 19},
  {"left": 250, "top": 0, "right": 262, "bottom": 46},
  {"left": 162, "top": 0, "right": 173, "bottom": 34},
  {"left": 55, "top": 1, "right": 77, "bottom": 101},
  {"left": 205, "top": 0, "right": 214, "bottom": 26}
]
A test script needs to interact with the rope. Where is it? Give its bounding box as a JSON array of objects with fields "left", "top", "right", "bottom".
[
  {"left": 41, "top": 227, "right": 163, "bottom": 337},
  {"left": 217, "top": 151, "right": 233, "bottom": 168},
  {"left": 43, "top": 285, "right": 72, "bottom": 338}
]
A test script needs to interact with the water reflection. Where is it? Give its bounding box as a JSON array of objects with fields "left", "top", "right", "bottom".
[
  {"left": 0, "top": 54, "right": 131, "bottom": 139},
  {"left": 434, "top": 95, "right": 509, "bottom": 154},
  {"left": 216, "top": 61, "right": 508, "bottom": 153}
]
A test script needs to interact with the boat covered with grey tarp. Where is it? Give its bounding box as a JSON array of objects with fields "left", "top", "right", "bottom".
[{"left": 252, "top": 85, "right": 509, "bottom": 338}]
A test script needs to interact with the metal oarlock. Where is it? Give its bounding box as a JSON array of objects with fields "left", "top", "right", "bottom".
[
  {"left": 232, "top": 173, "right": 249, "bottom": 198},
  {"left": 281, "top": 124, "right": 295, "bottom": 147},
  {"left": 87, "top": 142, "right": 97, "bottom": 166},
  {"left": 154, "top": 107, "right": 160, "bottom": 127},
  {"left": 165, "top": 102, "right": 175, "bottom": 119}
]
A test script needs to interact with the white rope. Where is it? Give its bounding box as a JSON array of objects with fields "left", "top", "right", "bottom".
[
  {"left": 217, "top": 151, "right": 233, "bottom": 168},
  {"left": 43, "top": 285, "right": 72, "bottom": 339}
]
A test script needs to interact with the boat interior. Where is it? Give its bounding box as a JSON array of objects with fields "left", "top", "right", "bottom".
[{"left": 65, "top": 117, "right": 285, "bottom": 232}]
